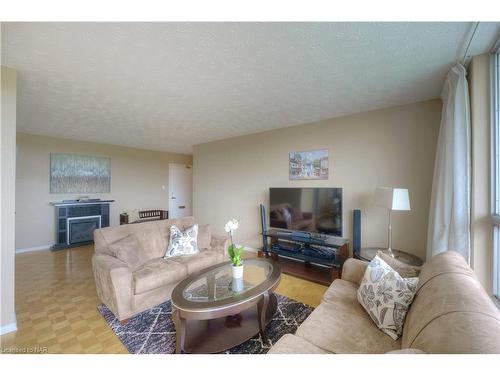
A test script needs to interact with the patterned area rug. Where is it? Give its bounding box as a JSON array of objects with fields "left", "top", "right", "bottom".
[{"left": 98, "top": 294, "right": 313, "bottom": 354}]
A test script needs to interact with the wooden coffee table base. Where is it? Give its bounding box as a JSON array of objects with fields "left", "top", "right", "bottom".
[{"left": 173, "top": 293, "right": 278, "bottom": 354}]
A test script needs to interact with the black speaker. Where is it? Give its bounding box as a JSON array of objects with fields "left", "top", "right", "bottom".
[
  {"left": 352, "top": 209, "right": 361, "bottom": 255},
  {"left": 260, "top": 204, "right": 268, "bottom": 253}
]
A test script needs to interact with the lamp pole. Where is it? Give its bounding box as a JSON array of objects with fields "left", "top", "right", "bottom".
[{"left": 387, "top": 208, "right": 395, "bottom": 257}]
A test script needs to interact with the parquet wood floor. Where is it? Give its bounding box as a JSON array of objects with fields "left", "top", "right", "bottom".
[{"left": 0, "top": 245, "right": 327, "bottom": 354}]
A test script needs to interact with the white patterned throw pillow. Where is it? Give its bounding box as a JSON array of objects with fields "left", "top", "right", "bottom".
[
  {"left": 357, "top": 255, "right": 418, "bottom": 340},
  {"left": 164, "top": 224, "right": 199, "bottom": 258}
]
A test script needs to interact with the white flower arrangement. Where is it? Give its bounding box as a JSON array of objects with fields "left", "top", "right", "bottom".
[
  {"left": 224, "top": 218, "right": 244, "bottom": 267},
  {"left": 224, "top": 218, "right": 239, "bottom": 234}
]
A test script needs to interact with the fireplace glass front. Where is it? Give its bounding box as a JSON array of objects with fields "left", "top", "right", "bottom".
[{"left": 68, "top": 217, "right": 101, "bottom": 245}]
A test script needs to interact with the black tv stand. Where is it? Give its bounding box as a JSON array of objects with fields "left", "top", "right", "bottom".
[{"left": 259, "top": 228, "right": 350, "bottom": 286}]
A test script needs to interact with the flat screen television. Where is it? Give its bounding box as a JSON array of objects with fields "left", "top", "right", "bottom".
[{"left": 269, "top": 187, "right": 343, "bottom": 236}]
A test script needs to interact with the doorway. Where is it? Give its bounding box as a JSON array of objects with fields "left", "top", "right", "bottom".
[{"left": 168, "top": 163, "right": 193, "bottom": 219}]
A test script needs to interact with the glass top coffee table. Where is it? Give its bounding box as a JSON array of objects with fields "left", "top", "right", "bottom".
[{"left": 171, "top": 258, "right": 281, "bottom": 353}]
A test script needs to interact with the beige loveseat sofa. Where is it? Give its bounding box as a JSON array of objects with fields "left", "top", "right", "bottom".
[
  {"left": 92, "top": 216, "right": 228, "bottom": 323},
  {"left": 269, "top": 251, "right": 500, "bottom": 354}
]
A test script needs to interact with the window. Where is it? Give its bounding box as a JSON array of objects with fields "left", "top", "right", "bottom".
[{"left": 492, "top": 50, "right": 500, "bottom": 297}]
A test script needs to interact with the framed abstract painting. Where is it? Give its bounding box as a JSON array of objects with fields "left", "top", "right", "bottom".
[{"left": 50, "top": 153, "right": 111, "bottom": 193}]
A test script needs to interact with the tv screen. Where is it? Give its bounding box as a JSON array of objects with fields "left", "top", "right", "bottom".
[{"left": 269, "top": 187, "right": 343, "bottom": 236}]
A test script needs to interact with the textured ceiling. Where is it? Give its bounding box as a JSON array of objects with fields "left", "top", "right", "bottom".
[{"left": 2, "top": 22, "right": 499, "bottom": 154}]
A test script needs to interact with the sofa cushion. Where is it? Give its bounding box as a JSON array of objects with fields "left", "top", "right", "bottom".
[
  {"left": 295, "top": 279, "right": 401, "bottom": 353},
  {"left": 268, "top": 334, "right": 330, "bottom": 354},
  {"left": 133, "top": 258, "right": 188, "bottom": 295},
  {"left": 197, "top": 224, "right": 212, "bottom": 249},
  {"left": 402, "top": 251, "right": 500, "bottom": 353},
  {"left": 170, "top": 249, "right": 220, "bottom": 274},
  {"left": 107, "top": 234, "right": 146, "bottom": 270},
  {"left": 156, "top": 217, "right": 196, "bottom": 246},
  {"left": 94, "top": 220, "right": 167, "bottom": 262},
  {"left": 376, "top": 251, "right": 421, "bottom": 278},
  {"left": 357, "top": 256, "right": 418, "bottom": 339},
  {"left": 322, "top": 279, "right": 366, "bottom": 314},
  {"left": 210, "top": 234, "right": 229, "bottom": 262}
]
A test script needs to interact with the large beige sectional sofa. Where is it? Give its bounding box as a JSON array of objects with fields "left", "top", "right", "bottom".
[
  {"left": 92, "top": 216, "right": 229, "bottom": 323},
  {"left": 270, "top": 251, "right": 500, "bottom": 354}
]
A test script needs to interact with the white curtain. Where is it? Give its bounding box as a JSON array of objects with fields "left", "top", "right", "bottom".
[{"left": 427, "top": 64, "right": 471, "bottom": 262}]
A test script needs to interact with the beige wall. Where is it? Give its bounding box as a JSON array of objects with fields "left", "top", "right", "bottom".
[
  {"left": 16, "top": 133, "right": 192, "bottom": 250},
  {"left": 1, "top": 66, "right": 17, "bottom": 333},
  {"left": 193, "top": 99, "right": 442, "bottom": 260},
  {"left": 469, "top": 53, "right": 493, "bottom": 294}
]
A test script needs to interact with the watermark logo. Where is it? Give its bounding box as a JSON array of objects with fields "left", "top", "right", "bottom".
[{"left": 0, "top": 346, "right": 48, "bottom": 354}]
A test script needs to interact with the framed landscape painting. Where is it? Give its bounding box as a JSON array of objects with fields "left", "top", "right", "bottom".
[
  {"left": 289, "top": 149, "right": 329, "bottom": 180},
  {"left": 50, "top": 153, "right": 111, "bottom": 193}
]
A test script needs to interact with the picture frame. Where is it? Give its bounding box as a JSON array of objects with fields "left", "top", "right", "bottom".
[
  {"left": 289, "top": 149, "right": 329, "bottom": 180},
  {"left": 50, "top": 153, "right": 111, "bottom": 194}
]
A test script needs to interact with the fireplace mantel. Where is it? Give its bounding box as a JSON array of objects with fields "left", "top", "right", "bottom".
[{"left": 51, "top": 199, "right": 115, "bottom": 206}]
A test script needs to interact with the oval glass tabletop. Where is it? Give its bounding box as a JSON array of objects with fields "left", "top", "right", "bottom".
[{"left": 182, "top": 259, "right": 274, "bottom": 303}]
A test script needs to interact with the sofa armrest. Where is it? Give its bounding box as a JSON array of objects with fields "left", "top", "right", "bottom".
[
  {"left": 211, "top": 233, "right": 229, "bottom": 248},
  {"left": 92, "top": 254, "right": 134, "bottom": 321},
  {"left": 341, "top": 258, "right": 369, "bottom": 285},
  {"left": 210, "top": 234, "right": 230, "bottom": 257}
]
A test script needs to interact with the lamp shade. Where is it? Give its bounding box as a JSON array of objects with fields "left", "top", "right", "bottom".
[{"left": 374, "top": 187, "right": 411, "bottom": 211}]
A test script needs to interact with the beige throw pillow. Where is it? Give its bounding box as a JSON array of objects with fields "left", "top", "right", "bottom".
[
  {"left": 376, "top": 251, "right": 421, "bottom": 278},
  {"left": 108, "top": 234, "right": 144, "bottom": 270},
  {"left": 357, "top": 255, "right": 418, "bottom": 340},
  {"left": 197, "top": 224, "right": 212, "bottom": 249}
]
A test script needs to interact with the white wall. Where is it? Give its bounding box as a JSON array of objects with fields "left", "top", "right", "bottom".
[
  {"left": 193, "top": 99, "right": 442, "bottom": 261},
  {"left": 15, "top": 133, "right": 192, "bottom": 251},
  {"left": 1, "top": 66, "right": 17, "bottom": 334}
]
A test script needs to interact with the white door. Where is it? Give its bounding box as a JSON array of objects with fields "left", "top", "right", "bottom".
[{"left": 168, "top": 163, "right": 193, "bottom": 219}]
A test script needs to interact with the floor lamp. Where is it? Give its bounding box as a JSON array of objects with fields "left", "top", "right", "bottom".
[{"left": 374, "top": 187, "right": 411, "bottom": 257}]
